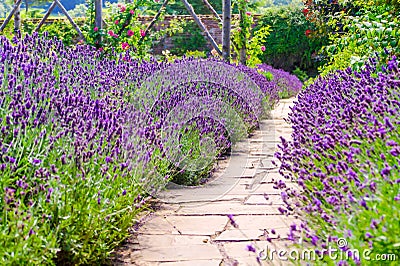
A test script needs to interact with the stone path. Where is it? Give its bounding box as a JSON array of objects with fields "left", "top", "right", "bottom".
[{"left": 114, "top": 98, "right": 297, "bottom": 266}]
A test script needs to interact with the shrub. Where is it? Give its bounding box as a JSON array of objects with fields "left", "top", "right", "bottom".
[
  {"left": 257, "top": 64, "right": 303, "bottom": 98},
  {"left": 0, "top": 33, "right": 157, "bottom": 264},
  {"left": 255, "top": 5, "right": 327, "bottom": 73},
  {"left": 275, "top": 56, "right": 400, "bottom": 264},
  {"left": 171, "top": 20, "right": 208, "bottom": 56},
  {"left": 0, "top": 33, "right": 278, "bottom": 263}
]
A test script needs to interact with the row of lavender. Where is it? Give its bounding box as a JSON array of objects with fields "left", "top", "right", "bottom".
[
  {"left": 0, "top": 33, "right": 302, "bottom": 264},
  {"left": 275, "top": 56, "right": 399, "bottom": 264}
]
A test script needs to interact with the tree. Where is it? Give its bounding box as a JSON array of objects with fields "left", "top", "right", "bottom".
[{"left": 0, "top": 2, "right": 12, "bottom": 18}]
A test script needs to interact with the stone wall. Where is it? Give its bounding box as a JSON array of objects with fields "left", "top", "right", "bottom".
[{"left": 137, "top": 15, "right": 261, "bottom": 54}]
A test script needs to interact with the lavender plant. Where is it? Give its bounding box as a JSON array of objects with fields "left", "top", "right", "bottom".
[
  {"left": 257, "top": 64, "right": 303, "bottom": 99},
  {"left": 274, "top": 56, "right": 400, "bottom": 264},
  {"left": 0, "top": 33, "right": 280, "bottom": 263},
  {"left": 0, "top": 33, "right": 158, "bottom": 264}
]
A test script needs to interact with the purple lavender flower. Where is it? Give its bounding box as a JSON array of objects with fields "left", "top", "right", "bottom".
[
  {"left": 227, "top": 214, "right": 238, "bottom": 228},
  {"left": 246, "top": 244, "right": 256, "bottom": 253}
]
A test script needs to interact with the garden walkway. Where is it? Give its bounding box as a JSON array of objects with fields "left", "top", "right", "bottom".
[{"left": 114, "top": 98, "right": 297, "bottom": 266}]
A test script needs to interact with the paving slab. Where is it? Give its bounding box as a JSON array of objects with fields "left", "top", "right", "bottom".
[
  {"left": 176, "top": 202, "right": 282, "bottom": 215},
  {"left": 164, "top": 215, "right": 227, "bottom": 235},
  {"left": 244, "top": 194, "right": 284, "bottom": 205}
]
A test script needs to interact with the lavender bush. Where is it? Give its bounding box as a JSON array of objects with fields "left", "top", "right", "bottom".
[
  {"left": 257, "top": 64, "right": 303, "bottom": 99},
  {"left": 275, "top": 56, "right": 400, "bottom": 264},
  {"left": 0, "top": 33, "right": 287, "bottom": 263},
  {"left": 0, "top": 33, "right": 158, "bottom": 264}
]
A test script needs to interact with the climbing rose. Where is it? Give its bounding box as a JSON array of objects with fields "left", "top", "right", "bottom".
[
  {"left": 108, "top": 30, "right": 114, "bottom": 36},
  {"left": 115, "top": 20, "right": 119, "bottom": 25},
  {"left": 121, "top": 42, "right": 130, "bottom": 50},
  {"left": 246, "top": 11, "right": 251, "bottom": 16},
  {"left": 127, "top": 29, "right": 134, "bottom": 37},
  {"left": 140, "top": 29, "right": 146, "bottom": 37},
  {"left": 130, "top": 10, "right": 135, "bottom": 15},
  {"left": 93, "top": 27, "right": 98, "bottom": 32},
  {"left": 120, "top": 5, "right": 126, "bottom": 12},
  {"left": 261, "top": 46, "right": 266, "bottom": 52},
  {"left": 305, "top": 29, "right": 312, "bottom": 36}
]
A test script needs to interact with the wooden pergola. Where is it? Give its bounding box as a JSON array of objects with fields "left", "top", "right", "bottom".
[{"left": 0, "top": 0, "right": 234, "bottom": 62}]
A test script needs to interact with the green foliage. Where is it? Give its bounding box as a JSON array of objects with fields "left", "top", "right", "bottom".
[
  {"left": 231, "top": 0, "right": 271, "bottom": 67},
  {"left": 184, "top": 50, "right": 207, "bottom": 58},
  {"left": 292, "top": 66, "right": 308, "bottom": 82},
  {"left": 0, "top": 2, "right": 11, "bottom": 18},
  {"left": 82, "top": 1, "right": 185, "bottom": 59},
  {"left": 260, "top": 70, "right": 274, "bottom": 81},
  {"left": 69, "top": 4, "right": 88, "bottom": 18},
  {"left": 171, "top": 20, "right": 208, "bottom": 56},
  {"left": 255, "top": 5, "right": 327, "bottom": 71},
  {"left": 318, "top": 4, "right": 400, "bottom": 76}
]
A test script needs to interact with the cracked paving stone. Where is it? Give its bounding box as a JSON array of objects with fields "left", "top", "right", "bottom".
[
  {"left": 176, "top": 202, "right": 282, "bottom": 215},
  {"left": 164, "top": 215, "right": 227, "bottom": 235}
]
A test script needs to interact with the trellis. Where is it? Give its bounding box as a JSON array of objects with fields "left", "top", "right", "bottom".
[
  {"left": 0, "top": 0, "right": 85, "bottom": 40},
  {"left": 0, "top": 0, "right": 232, "bottom": 61}
]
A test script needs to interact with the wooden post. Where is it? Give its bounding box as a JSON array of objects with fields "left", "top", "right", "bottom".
[
  {"left": 34, "top": 1, "right": 57, "bottom": 32},
  {"left": 55, "top": 0, "right": 85, "bottom": 41},
  {"left": 239, "top": 9, "right": 246, "bottom": 65},
  {"left": 222, "top": 0, "right": 231, "bottom": 62},
  {"left": 181, "top": 0, "right": 222, "bottom": 55},
  {"left": 201, "top": 0, "right": 222, "bottom": 23},
  {"left": 14, "top": 0, "right": 21, "bottom": 33},
  {"left": 95, "top": 0, "right": 102, "bottom": 44},
  {"left": 24, "top": 0, "right": 29, "bottom": 12},
  {"left": 95, "top": 0, "right": 102, "bottom": 31},
  {"left": 139, "top": 0, "right": 169, "bottom": 44},
  {"left": 0, "top": 0, "right": 22, "bottom": 32}
]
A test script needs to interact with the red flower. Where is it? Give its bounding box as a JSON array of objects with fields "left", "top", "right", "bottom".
[
  {"left": 302, "top": 8, "right": 309, "bottom": 15},
  {"left": 305, "top": 29, "right": 312, "bottom": 36},
  {"left": 121, "top": 42, "right": 130, "bottom": 50},
  {"left": 127, "top": 29, "right": 134, "bottom": 37}
]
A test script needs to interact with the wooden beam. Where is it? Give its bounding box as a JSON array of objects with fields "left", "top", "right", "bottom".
[
  {"left": 0, "top": 0, "right": 22, "bottom": 32},
  {"left": 181, "top": 0, "right": 222, "bottom": 55},
  {"left": 238, "top": 9, "right": 246, "bottom": 65},
  {"left": 201, "top": 0, "right": 222, "bottom": 23},
  {"left": 139, "top": 0, "right": 169, "bottom": 44},
  {"left": 95, "top": 0, "right": 102, "bottom": 30},
  {"left": 55, "top": 0, "right": 85, "bottom": 41},
  {"left": 222, "top": 0, "right": 231, "bottom": 61},
  {"left": 14, "top": 0, "right": 21, "bottom": 33},
  {"left": 34, "top": 1, "right": 57, "bottom": 32},
  {"left": 95, "top": 0, "right": 102, "bottom": 44}
]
